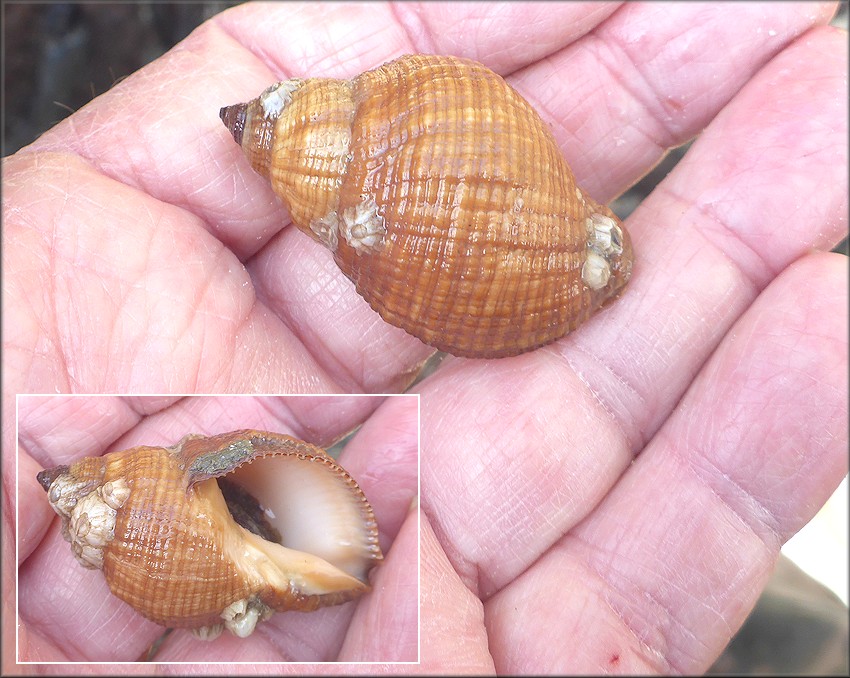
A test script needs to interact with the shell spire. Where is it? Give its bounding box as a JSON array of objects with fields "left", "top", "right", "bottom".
[
  {"left": 221, "top": 55, "right": 634, "bottom": 358},
  {"left": 220, "top": 103, "right": 247, "bottom": 146}
]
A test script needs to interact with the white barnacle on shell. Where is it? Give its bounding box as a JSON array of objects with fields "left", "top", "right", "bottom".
[
  {"left": 309, "top": 210, "right": 341, "bottom": 251},
  {"left": 582, "top": 251, "right": 612, "bottom": 291},
  {"left": 586, "top": 212, "right": 624, "bottom": 257},
  {"left": 220, "top": 597, "right": 274, "bottom": 638},
  {"left": 101, "top": 479, "right": 130, "bottom": 510},
  {"left": 47, "top": 473, "right": 97, "bottom": 518},
  {"left": 67, "top": 491, "right": 118, "bottom": 569},
  {"left": 580, "top": 212, "right": 625, "bottom": 291},
  {"left": 259, "top": 79, "right": 304, "bottom": 119},
  {"left": 340, "top": 197, "right": 386, "bottom": 253},
  {"left": 45, "top": 474, "right": 131, "bottom": 570}
]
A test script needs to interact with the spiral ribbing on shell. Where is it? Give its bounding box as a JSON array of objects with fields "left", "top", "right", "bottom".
[{"left": 221, "top": 54, "right": 633, "bottom": 358}]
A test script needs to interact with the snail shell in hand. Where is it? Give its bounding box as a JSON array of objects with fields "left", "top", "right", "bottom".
[
  {"left": 220, "top": 54, "right": 633, "bottom": 359},
  {"left": 36, "top": 430, "right": 382, "bottom": 640}
]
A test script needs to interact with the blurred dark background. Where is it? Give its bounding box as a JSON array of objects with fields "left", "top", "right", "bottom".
[
  {"left": 3, "top": 2, "right": 240, "bottom": 154},
  {"left": 3, "top": 3, "right": 848, "bottom": 670}
]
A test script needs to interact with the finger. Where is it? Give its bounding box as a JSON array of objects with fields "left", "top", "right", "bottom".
[
  {"left": 17, "top": 396, "right": 147, "bottom": 468},
  {"left": 15, "top": 621, "right": 69, "bottom": 664},
  {"left": 19, "top": 520, "right": 165, "bottom": 661},
  {"left": 271, "top": 393, "right": 387, "bottom": 446},
  {"left": 572, "top": 24, "right": 848, "bottom": 440},
  {"left": 420, "top": 351, "right": 632, "bottom": 599},
  {"left": 512, "top": 2, "right": 839, "bottom": 200},
  {"left": 2, "top": 466, "right": 65, "bottom": 666},
  {"left": 420, "top": 22, "right": 847, "bottom": 598},
  {"left": 16, "top": 454, "right": 57, "bottom": 567},
  {"left": 290, "top": 510, "right": 495, "bottom": 673},
  {"left": 418, "top": 508, "right": 494, "bottom": 673},
  {"left": 20, "top": 27, "right": 284, "bottom": 260},
  {"left": 335, "top": 394, "right": 420, "bottom": 544},
  {"left": 339, "top": 498, "right": 419, "bottom": 662},
  {"left": 486, "top": 252, "right": 848, "bottom": 673},
  {"left": 392, "top": 1, "right": 622, "bottom": 72},
  {"left": 659, "top": 26, "right": 848, "bottom": 280}
]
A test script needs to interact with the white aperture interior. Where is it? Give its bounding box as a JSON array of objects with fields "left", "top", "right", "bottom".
[
  {"left": 227, "top": 453, "right": 377, "bottom": 582},
  {"left": 196, "top": 476, "right": 367, "bottom": 599}
]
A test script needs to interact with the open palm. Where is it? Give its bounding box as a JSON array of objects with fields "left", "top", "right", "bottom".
[{"left": 5, "top": 2, "right": 847, "bottom": 673}]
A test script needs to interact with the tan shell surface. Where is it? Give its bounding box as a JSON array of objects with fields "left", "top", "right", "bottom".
[{"left": 225, "top": 54, "right": 633, "bottom": 358}]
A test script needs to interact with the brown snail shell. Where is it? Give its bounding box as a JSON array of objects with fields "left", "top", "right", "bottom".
[
  {"left": 220, "top": 54, "right": 633, "bottom": 359},
  {"left": 36, "top": 430, "right": 382, "bottom": 640}
]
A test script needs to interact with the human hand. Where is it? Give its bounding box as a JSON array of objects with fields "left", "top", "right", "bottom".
[
  {"left": 16, "top": 395, "right": 418, "bottom": 663},
  {"left": 4, "top": 1, "right": 847, "bottom": 674}
]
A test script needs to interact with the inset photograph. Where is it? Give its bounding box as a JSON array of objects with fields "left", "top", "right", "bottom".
[{"left": 17, "top": 394, "right": 419, "bottom": 663}]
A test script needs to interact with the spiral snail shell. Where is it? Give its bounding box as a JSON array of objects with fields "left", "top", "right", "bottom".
[
  {"left": 220, "top": 54, "right": 633, "bottom": 358},
  {"left": 36, "top": 430, "right": 382, "bottom": 640}
]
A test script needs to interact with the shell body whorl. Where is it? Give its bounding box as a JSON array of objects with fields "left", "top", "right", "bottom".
[
  {"left": 221, "top": 54, "right": 633, "bottom": 358},
  {"left": 37, "top": 430, "right": 382, "bottom": 639}
]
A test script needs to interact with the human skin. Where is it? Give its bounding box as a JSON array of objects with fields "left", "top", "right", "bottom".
[
  {"left": 15, "top": 394, "right": 418, "bottom": 663},
  {"left": 4, "top": 1, "right": 848, "bottom": 674}
]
